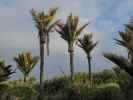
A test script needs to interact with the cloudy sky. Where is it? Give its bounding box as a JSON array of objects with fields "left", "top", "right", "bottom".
[{"left": 0, "top": 0, "right": 133, "bottom": 79}]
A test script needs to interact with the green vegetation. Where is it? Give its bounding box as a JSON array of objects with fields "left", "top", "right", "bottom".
[
  {"left": 1, "top": 70, "right": 129, "bottom": 100},
  {"left": 56, "top": 14, "right": 89, "bottom": 82},
  {"left": 78, "top": 34, "right": 98, "bottom": 86},
  {"left": 104, "top": 22, "right": 133, "bottom": 78},
  {"left": 0, "top": 60, "right": 14, "bottom": 83},
  {"left": 31, "top": 7, "right": 59, "bottom": 100},
  {"left": 0, "top": 6, "right": 133, "bottom": 100},
  {"left": 14, "top": 52, "right": 39, "bottom": 82}
]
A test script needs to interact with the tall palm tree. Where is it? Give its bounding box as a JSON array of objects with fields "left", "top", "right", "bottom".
[
  {"left": 56, "top": 14, "right": 89, "bottom": 81},
  {"left": 104, "top": 22, "right": 133, "bottom": 78},
  {"left": 0, "top": 60, "right": 14, "bottom": 83},
  {"left": 78, "top": 34, "right": 98, "bottom": 85},
  {"left": 31, "top": 7, "right": 59, "bottom": 99},
  {"left": 14, "top": 52, "right": 39, "bottom": 82}
]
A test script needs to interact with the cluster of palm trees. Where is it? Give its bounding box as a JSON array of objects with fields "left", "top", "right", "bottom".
[
  {"left": 30, "top": 7, "right": 133, "bottom": 99},
  {"left": 1, "top": 6, "right": 132, "bottom": 100},
  {"left": 30, "top": 7, "right": 98, "bottom": 99}
]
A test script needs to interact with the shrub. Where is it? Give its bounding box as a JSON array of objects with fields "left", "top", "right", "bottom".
[
  {"left": 42, "top": 76, "right": 70, "bottom": 95},
  {"left": 93, "top": 69, "right": 117, "bottom": 85},
  {"left": 62, "top": 83, "right": 124, "bottom": 100}
]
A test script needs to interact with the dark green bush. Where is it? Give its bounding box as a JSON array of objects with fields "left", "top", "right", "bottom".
[
  {"left": 92, "top": 83, "right": 125, "bottom": 100},
  {"left": 42, "top": 76, "right": 70, "bottom": 95},
  {"left": 3, "top": 71, "right": 128, "bottom": 100},
  {"left": 10, "top": 86, "right": 38, "bottom": 100},
  {"left": 93, "top": 69, "right": 117, "bottom": 85},
  {"left": 55, "top": 82, "right": 124, "bottom": 100}
]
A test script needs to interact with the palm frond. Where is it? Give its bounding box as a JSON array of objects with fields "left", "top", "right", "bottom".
[
  {"left": 76, "top": 22, "right": 89, "bottom": 35},
  {"left": 103, "top": 53, "right": 133, "bottom": 76},
  {"left": 14, "top": 52, "right": 39, "bottom": 76},
  {"left": 103, "top": 53, "right": 129, "bottom": 68},
  {"left": 56, "top": 13, "right": 89, "bottom": 50},
  {"left": 125, "top": 24, "right": 133, "bottom": 32},
  {"left": 31, "top": 7, "right": 59, "bottom": 55},
  {"left": 0, "top": 60, "right": 14, "bottom": 83},
  {"left": 78, "top": 34, "right": 98, "bottom": 56}
]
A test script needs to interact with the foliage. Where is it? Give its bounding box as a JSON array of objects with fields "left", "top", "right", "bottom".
[
  {"left": 0, "top": 60, "right": 14, "bottom": 83},
  {"left": 113, "top": 67, "right": 133, "bottom": 100},
  {"left": 43, "top": 82, "right": 124, "bottom": 100},
  {"left": 56, "top": 14, "right": 89, "bottom": 48},
  {"left": 56, "top": 13, "right": 89, "bottom": 81},
  {"left": 93, "top": 69, "right": 117, "bottom": 85},
  {"left": 31, "top": 7, "right": 60, "bottom": 100},
  {"left": 78, "top": 34, "right": 98, "bottom": 56},
  {"left": 43, "top": 76, "right": 70, "bottom": 95},
  {"left": 14, "top": 52, "right": 39, "bottom": 82},
  {"left": 104, "top": 22, "right": 133, "bottom": 78},
  {"left": 2, "top": 70, "right": 131, "bottom": 100},
  {"left": 31, "top": 7, "right": 60, "bottom": 55},
  {"left": 78, "top": 33, "right": 98, "bottom": 86},
  {"left": 8, "top": 77, "right": 38, "bottom": 100}
]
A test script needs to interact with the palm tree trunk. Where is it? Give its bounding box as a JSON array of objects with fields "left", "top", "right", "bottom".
[
  {"left": 87, "top": 55, "right": 92, "bottom": 87},
  {"left": 69, "top": 49, "right": 74, "bottom": 82},
  {"left": 39, "top": 42, "right": 45, "bottom": 100},
  {"left": 24, "top": 75, "right": 27, "bottom": 82}
]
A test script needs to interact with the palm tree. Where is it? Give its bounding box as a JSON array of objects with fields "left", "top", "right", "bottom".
[
  {"left": 0, "top": 60, "right": 14, "bottom": 83},
  {"left": 104, "top": 22, "right": 133, "bottom": 78},
  {"left": 14, "top": 52, "right": 39, "bottom": 82},
  {"left": 56, "top": 14, "right": 89, "bottom": 81},
  {"left": 31, "top": 7, "right": 59, "bottom": 99},
  {"left": 0, "top": 60, "right": 14, "bottom": 95},
  {"left": 78, "top": 34, "right": 98, "bottom": 86}
]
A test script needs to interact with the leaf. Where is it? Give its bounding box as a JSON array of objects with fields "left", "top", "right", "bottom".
[{"left": 76, "top": 22, "right": 89, "bottom": 35}]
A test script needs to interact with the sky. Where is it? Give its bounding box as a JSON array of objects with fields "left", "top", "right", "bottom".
[{"left": 0, "top": 0, "right": 133, "bottom": 80}]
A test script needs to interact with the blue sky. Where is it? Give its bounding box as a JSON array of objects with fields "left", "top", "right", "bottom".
[{"left": 0, "top": 0, "right": 133, "bottom": 79}]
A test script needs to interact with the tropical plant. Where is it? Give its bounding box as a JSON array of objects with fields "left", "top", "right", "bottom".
[
  {"left": 56, "top": 13, "right": 89, "bottom": 82},
  {"left": 14, "top": 52, "right": 38, "bottom": 82},
  {"left": 78, "top": 34, "right": 98, "bottom": 86},
  {"left": 103, "top": 21, "right": 133, "bottom": 78},
  {"left": 31, "top": 7, "right": 59, "bottom": 100},
  {"left": 0, "top": 60, "right": 14, "bottom": 83}
]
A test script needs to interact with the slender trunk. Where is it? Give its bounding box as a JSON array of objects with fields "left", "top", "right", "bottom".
[
  {"left": 87, "top": 55, "right": 92, "bottom": 87},
  {"left": 24, "top": 75, "right": 27, "bottom": 82},
  {"left": 69, "top": 49, "right": 74, "bottom": 82},
  {"left": 46, "top": 33, "right": 49, "bottom": 56},
  {"left": 39, "top": 42, "right": 45, "bottom": 100}
]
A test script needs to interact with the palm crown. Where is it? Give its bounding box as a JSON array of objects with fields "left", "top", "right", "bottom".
[
  {"left": 56, "top": 14, "right": 89, "bottom": 51},
  {"left": 14, "top": 52, "right": 39, "bottom": 78},
  {"left": 78, "top": 34, "right": 98, "bottom": 57},
  {"left": 115, "top": 24, "right": 133, "bottom": 55},
  {"left": 78, "top": 33, "right": 98, "bottom": 86},
  {"left": 31, "top": 7, "right": 60, "bottom": 55},
  {"left": 56, "top": 13, "right": 89, "bottom": 81},
  {"left": 104, "top": 22, "right": 133, "bottom": 78}
]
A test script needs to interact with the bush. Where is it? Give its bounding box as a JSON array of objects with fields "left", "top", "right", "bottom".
[
  {"left": 93, "top": 69, "right": 117, "bottom": 85},
  {"left": 35, "top": 76, "right": 70, "bottom": 95},
  {"left": 3, "top": 72, "right": 127, "bottom": 100},
  {"left": 10, "top": 86, "right": 38, "bottom": 100},
  {"left": 7, "top": 78, "right": 38, "bottom": 100},
  {"left": 56, "top": 82, "right": 124, "bottom": 100},
  {"left": 92, "top": 83, "right": 125, "bottom": 100}
]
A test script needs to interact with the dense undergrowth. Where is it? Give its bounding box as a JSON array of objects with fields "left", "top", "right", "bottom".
[{"left": 0, "top": 68, "right": 132, "bottom": 100}]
